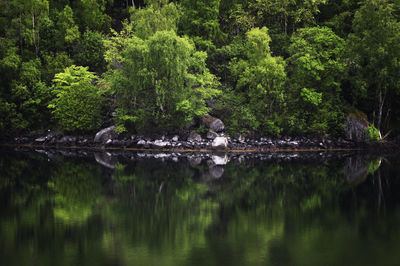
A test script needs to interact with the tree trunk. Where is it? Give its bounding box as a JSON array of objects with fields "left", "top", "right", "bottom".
[
  {"left": 377, "top": 89, "right": 386, "bottom": 130},
  {"left": 31, "top": 10, "right": 39, "bottom": 57},
  {"left": 19, "top": 12, "right": 22, "bottom": 53}
]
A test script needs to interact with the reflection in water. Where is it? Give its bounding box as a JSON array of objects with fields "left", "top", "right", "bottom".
[
  {"left": 344, "top": 155, "right": 381, "bottom": 183},
  {"left": 0, "top": 149, "right": 400, "bottom": 266}
]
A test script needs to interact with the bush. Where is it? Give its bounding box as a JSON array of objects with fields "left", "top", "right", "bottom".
[
  {"left": 49, "top": 65, "right": 105, "bottom": 132},
  {"left": 365, "top": 125, "right": 381, "bottom": 143}
]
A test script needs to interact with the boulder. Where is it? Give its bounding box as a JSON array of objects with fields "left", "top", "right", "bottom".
[
  {"left": 187, "top": 131, "right": 202, "bottom": 142},
  {"left": 137, "top": 139, "right": 146, "bottom": 145},
  {"left": 212, "top": 137, "right": 228, "bottom": 150},
  {"left": 94, "top": 126, "right": 117, "bottom": 143},
  {"left": 344, "top": 114, "right": 370, "bottom": 142},
  {"left": 206, "top": 130, "right": 218, "bottom": 140},
  {"left": 202, "top": 115, "right": 225, "bottom": 132},
  {"left": 344, "top": 155, "right": 381, "bottom": 183},
  {"left": 212, "top": 154, "right": 229, "bottom": 165},
  {"left": 94, "top": 152, "right": 118, "bottom": 169},
  {"left": 209, "top": 166, "right": 225, "bottom": 178}
]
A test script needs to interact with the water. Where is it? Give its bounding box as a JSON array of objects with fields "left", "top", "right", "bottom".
[{"left": 1, "top": 148, "right": 400, "bottom": 266}]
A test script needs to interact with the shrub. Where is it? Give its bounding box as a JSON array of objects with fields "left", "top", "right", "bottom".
[
  {"left": 49, "top": 65, "right": 105, "bottom": 132},
  {"left": 365, "top": 125, "right": 381, "bottom": 143}
]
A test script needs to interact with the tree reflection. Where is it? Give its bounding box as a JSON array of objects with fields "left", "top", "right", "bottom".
[
  {"left": 1, "top": 150, "right": 399, "bottom": 266},
  {"left": 49, "top": 161, "right": 102, "bottom": 224}
]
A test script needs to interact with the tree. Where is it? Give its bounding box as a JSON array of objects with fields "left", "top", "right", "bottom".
[
  {"left": 73, "top": 0, "right": 111, "bottom": 32},
  {"left": 74, "top": 30, "right": 106, "bottom": 73},
  {"left": 49, "top": 65, "right": 105, "bottom": 132},
  {"left": 319, "top": 0, "right": 361, "bottom": 37},
  {"left": 55, "top": 5, "right": 80, "bottom": 51},
  {"left": 178, "top": 0, "right": 226, "bottom": 51},
  {"left": 10, "top": 0, "right": 49, "bottom": 57},
  {"left": 223, "top": 27, "right": 287, "bottom": 135},
  {"left": 130, "top": 2, "right": 180, "bottom": 40},
  {"left": 104, "top": 2, "right": 180, "bottom": 69},
  {"left": 345, "top": 0, "right": 400, "bottom": 130},
  {"left": 107, "top": 30, "right": 219, "bottom": 133},
  {"left": 287, "top": 26, "right": 345, "bottom": 134},
  {"left": 246, "top": 0, "right": 327, "bottom": 56},
  {"left": 41, "top": 51, "right": 74, "bottom": 83}
]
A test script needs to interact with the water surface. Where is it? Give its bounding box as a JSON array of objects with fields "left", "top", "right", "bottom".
[{"left": 1, "top": 149, "right": 399, "bottom": 266}]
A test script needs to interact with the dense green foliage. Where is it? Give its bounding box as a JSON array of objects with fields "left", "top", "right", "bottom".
[
  {"left": 1, "top": 0, "right": 400, "bottom": 136},
  {"left": 49, "top": 65, "right": 105, "bottom": 132},
  {"left": 108, "top": 30, "right": 219, "bottom": 133},
  {"left": 219, "top": 27, "right": 286, "bottom": 135},
  {"left": 286, "top": 26, "right": 345, "bottom": 134}
]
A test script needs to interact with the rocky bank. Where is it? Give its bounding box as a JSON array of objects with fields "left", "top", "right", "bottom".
[{"left": 2, "top": 115, "right": 398, "bottom": 152}]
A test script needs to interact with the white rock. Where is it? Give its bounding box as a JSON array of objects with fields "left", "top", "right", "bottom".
[
  {"left": 153, "top": 140, "right": 168, "bottom": 148},
  {"left": 94, "top": 126, "right": 116, "bottom": 143},
  {"left": 137, "top": 139, "right": 146, "bottom": 145},
  {"left": 212, "top": 154, "right": 229, "bottom": 165},
  {"left": 212, "top": 137, "right": 228, "bottom": 150}
]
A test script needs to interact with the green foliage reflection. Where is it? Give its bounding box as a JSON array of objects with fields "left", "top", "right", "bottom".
[{"left": 2, "top": 151, "right": 399, "bottom": 266}]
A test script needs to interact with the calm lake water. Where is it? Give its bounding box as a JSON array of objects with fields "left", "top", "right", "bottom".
[{"left": 1, "top": 148, "right": 400, "bottom": 266}]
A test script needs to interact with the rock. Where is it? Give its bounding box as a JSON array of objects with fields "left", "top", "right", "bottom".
[
  {"left": 288, "top": 141, "right": 299, "bottom": 146},
  {"left": 94, "top": 152, "right": 118, "bottom": 169},
  {"left": 94, "top": 126, "right": 117, "bottom": 143},
  {"left": 154, "top": 153, "right": 171, "bottom": 159},
  {"left": 35, "top": 130, "right": 56, "bottom": 143},
  {"left": 206, "top": 130, "right": 218, "bottom": 140},
  {"left": 188, "top": 156, "right": 202, "bottom": 166},
  {"left": 234, "top": 133, "right": 245, "bottom": 143},
  {"left": 15, "top": 137, "right": 29, "bottom": 144},
  {"left": 172, "top": 135, "right": 179, "bottom": 142},
  {"left": 187, "top": 132, "right": 202, "bottom": 142},
  {"left": 35, "top": 137, "right": 46, "bottom": 142},
  {"left": 212, "top": 137, "right": 228, "bottom": 150},
  {"left": 58, "top": 136, "right": 77, "bottom": 145},
  {"left": 344, "top": 114, "right": 370, "bottom": 142},
  {"left": 111, "top": 139, "right": 123, "bottom": 146},
  {"left": 344, "top": 155, "right": 380, "bottom": 183},
  {"left": 152, "top": 140, "right": 169, "bottom": 148},
  {"left": 212, "top": 154, "right": 229, "bottom": 165},
  {"left": 209, "top": 166, "right": 225, "bottom": 178},
  {"left": 137, "top": 139, "right": 146, "bottom": 145},
  {"left": 77, "top": 138, "right": 88, "bottom": 145},
  {"left": 183, "top": 142, "right": 194, "bottom": 148},
  {"left": 202, "top": 115, "right": 225, "bottom": 132}
]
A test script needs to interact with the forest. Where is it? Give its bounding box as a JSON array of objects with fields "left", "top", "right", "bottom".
[{"left": 1, "top": 0, "right": 400, "bottom": 138}]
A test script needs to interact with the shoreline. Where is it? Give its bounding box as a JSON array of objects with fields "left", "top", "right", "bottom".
[
  {"left": 1, "top": 131, "right": 398, "bottom": 154},
  {"left": 1, "top": 143, "right": 364, "bottom": 153}
]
